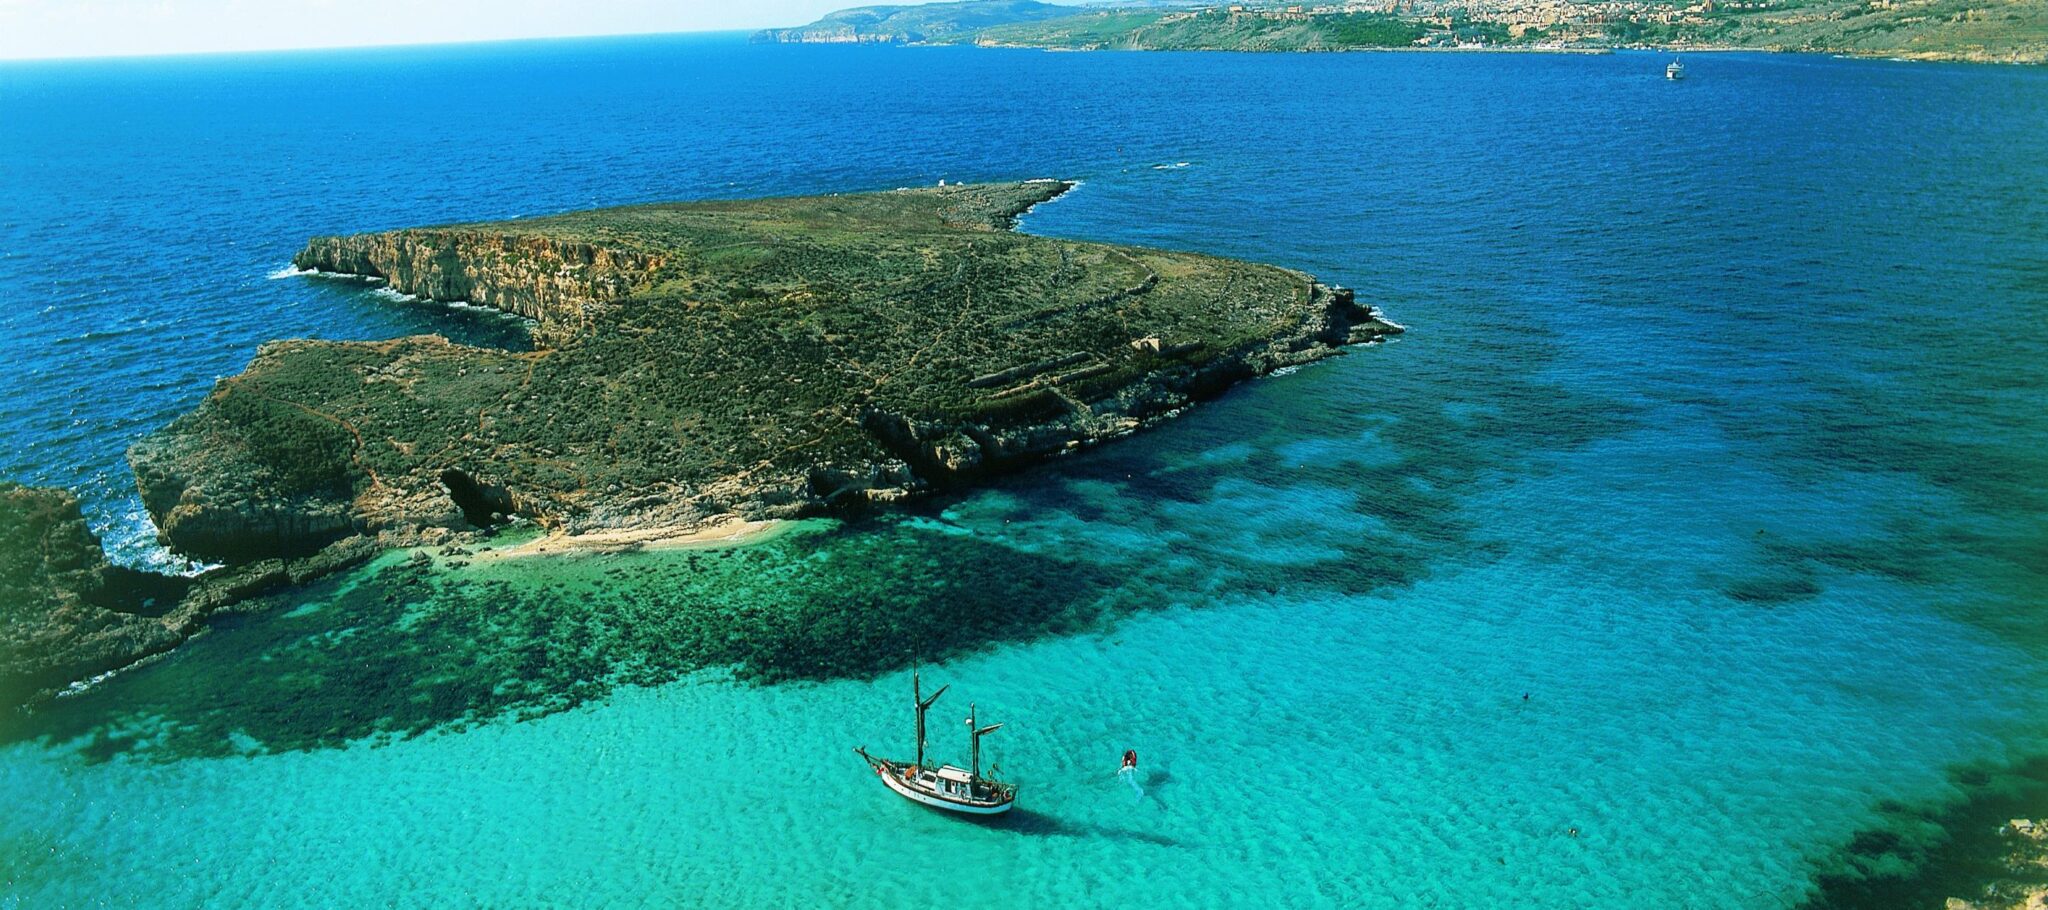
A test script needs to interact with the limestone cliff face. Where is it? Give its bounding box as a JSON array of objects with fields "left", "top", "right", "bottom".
[
  {"left": 131, "top": 428, "right": 357, "bottom": 564},
  {"left": 293, "top": 232, "right": 661, "bottom": 346}
]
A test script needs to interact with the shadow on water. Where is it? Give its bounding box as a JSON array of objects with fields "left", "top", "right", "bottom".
[
  {"left": 979, "top": 807, "right": 1182, "bottom": 848},
  {"left": 1140, "top": 768, "right": 1173, "bottom": 812},
  {"left": 1, "top": 328, "right": 1650, "bottom": 765},
  {"left": 0, "top": 521, "right": 1126, "bottom": 762},
  {"left": 1710, "top": 334, "right": 2048, "bottom": 652}
]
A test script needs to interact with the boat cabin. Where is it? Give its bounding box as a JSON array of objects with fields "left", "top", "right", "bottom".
[{"left": 934, "top": 765, "right": 976, "bottom": 797}]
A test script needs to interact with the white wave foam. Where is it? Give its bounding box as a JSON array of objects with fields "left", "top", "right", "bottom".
[
  {"left": 284, "top": 267, "right": 530, "bottom": 325},
  {"left": 1012, "top": 181, "right": 1083, "bottom": 231},
  {"left": 362, "top": 290, "right": 536, "bottom": 328},
  {"left": 298, "top": 269, "right": 385, "bottom": 284},
  {"left": 57, "top": 668, "right": 120, "bottom": 699},
  {"left": 98, "top": 501, "right": 218, "bottom": 577},
  {"left": 448, "top": 300, "right": 527, "bottom": 319}
]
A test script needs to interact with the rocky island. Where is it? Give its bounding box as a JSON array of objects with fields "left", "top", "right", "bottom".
[
  {"left": 130, "top": 181, "right": 1398, "bottom": 565},
  {"left": 4, "top": 180, "right": 1398, "bottom": 704}
]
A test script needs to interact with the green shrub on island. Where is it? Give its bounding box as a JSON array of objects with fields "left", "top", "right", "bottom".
[{"left": 207, "top": 383, "right": 361, "bottom": 499}]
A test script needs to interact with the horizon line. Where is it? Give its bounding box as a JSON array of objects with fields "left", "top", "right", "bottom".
[{"left": 0, "top": 25, "right": 773, "bottom": 65}]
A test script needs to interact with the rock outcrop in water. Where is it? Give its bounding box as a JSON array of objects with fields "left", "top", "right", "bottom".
[
  {"left": 0, "top": 484, "right": 184, "bottom": 706},
  {"left": 131, "top": 181, "right": 1400, "bottom": 563},
  {"left": 0, "top": 482, "right": 380, "bottom": 706}
]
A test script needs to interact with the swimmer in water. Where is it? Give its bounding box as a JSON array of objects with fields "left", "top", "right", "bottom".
[{"left": 1116, "top": 749, "right": 1144, "bottom": 801}]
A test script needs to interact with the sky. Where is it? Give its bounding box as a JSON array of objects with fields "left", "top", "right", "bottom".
[{"left": 0, "top": 0, "right": 858, "bottom": 60}]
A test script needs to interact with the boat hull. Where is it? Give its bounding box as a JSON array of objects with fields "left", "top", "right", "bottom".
[{"left": 867, "top": 758, "right": 1015, "bottom": 815}]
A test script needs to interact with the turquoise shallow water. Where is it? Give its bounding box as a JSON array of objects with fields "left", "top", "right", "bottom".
[
  {"left": 3, "top": 429, "right": 2042, "bottom": 906},
  {"left": 4, "top": 35, "right": 2048, "bottom": 908}
]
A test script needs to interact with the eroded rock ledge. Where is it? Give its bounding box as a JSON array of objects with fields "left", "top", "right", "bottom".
[
  {"left": 132, "top": 181, "right": 1401, "bottom": 563},
  {"left": 0, "top": 482, "right": 375, "bottom": 707}
]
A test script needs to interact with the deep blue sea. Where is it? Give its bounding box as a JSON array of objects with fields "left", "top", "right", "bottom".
[{"left": 4, "top": 33, "right": 2048, "bottom": 908}]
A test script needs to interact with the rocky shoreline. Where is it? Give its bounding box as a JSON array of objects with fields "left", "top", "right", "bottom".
[
  {"left": 1948, "top": 817, "right": 2048, "bottom": 909},
  {"left": 0, "top": 483, "right": 377, "bottom": 708},
  {"left": 4, "top": 181, "right": 1399, "bottom": 705}
]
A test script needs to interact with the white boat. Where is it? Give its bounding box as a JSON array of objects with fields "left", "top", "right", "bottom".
[
  {"left": 856, "top": 671, "right": 1016, "bottom": 815},
  {"left": 1666, "top": 59, "right": 1687, "bottom": 80}
]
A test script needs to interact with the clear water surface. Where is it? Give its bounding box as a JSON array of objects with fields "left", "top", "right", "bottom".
[{"left": 2, "top": 34, "right": 2046, "bottom": 909}]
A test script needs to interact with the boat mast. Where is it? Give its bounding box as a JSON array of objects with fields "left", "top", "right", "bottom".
[
  {"left": 968, "top": 702, "right": 1003, "bottom": 782},
  {"left": 913, "top": 668, "right": 946, "bottom": 771}
]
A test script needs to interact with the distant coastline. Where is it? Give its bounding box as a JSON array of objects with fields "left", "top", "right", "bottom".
[
  {"left": 965, "top": 40, "right": 1617, "bottom": 54},
  {"left": 758, "top": 1, "right": 2048, "bottom": 66}
]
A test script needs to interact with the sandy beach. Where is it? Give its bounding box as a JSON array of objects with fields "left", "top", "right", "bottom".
[{"left": 471, "top": 518, "right": 789, "bottom": 561}]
